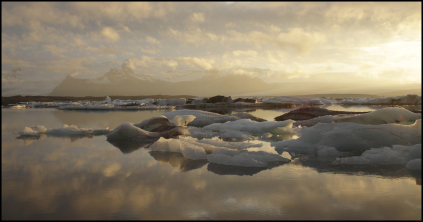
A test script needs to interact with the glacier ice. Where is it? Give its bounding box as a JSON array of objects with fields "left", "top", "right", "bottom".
[
  {"left": 161, "top": 110, "right": 241, "bottom": 127},
  {"left": 147, "top": 137, "right": 287, "bottom": 167},
  {"left": 334, "top": 107, "right": 421, "bottom": 125},
  {"left": 203, "top": 119, "right": 297, "bottom": 137},
  {"left": 274, "top": 119, "right": 421, "bottom": 154},
  {"left": 107, "top": 122, "right": 187, "bottom": 140},
  {"left": 149, "top": 137, "right": 208, "bottom": 160},
  {"left": 17, "top": 124, "right": 111, "bottom": 137},
  {"left": 332, "top": 144, "right": 421, "bottom": 167}
]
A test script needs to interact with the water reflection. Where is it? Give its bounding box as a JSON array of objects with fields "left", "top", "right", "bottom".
[
  {"left": 207, "top": 162, "right": 289, "bottom": 176},
  {"left": 15, "top": 133, "right": 104, "bottom": 144},
  {"left": 107, "top": 139, "right": 158, "bottom": 154},
  {"left": 290, "top": 156, "right": 422, "bottom": 181},
  {"left": 149, "top": 151, "right": 208, "bottom": 172},
  {"left": 2, "top": 107, "right": 421, "bottom": 220}
]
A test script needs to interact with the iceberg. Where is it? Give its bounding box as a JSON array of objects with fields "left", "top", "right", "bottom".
[
  {"left": 149, "top": 137, "right": 208, "bottom": 160},
  {"left": 134, "top": 116, "right": 178, "bottom": 132},
  {"left": 274, "top": 119, "right": 421, "bottom": 154},
  {"left": 334, "top": 107, "right": 421, "bottom": 125},
  {"left": 160, "top": 110, "right": 241, "bottom": 127},
  {"left": 293, "top": 107, "right": 421, "bottom": 127},
  {"left": 203, "top": 119, "right": 297, "bottom": 137},
  {"left": 148, "top": 137, "right": 288, "bottom": 167},
  {"left": 339, "top": 94, "right": 421, "bottom": 105},
  {"left": 186, "top": 127, "right": 219, "bottom": 139},
  {"left": 10, "top": 104, "right": 26, "bottom": 109},
  {"left": 17, "top": 124, "right": 110, "bottom": 137},
  {"left": 107, "top": 122, "right": 187, "bottom": 141},
  {"left": 332, "top": 144, "right": 421, "bottom": 168}
]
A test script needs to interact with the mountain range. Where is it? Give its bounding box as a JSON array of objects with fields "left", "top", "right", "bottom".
[{"left": 49, "top": 67, "right": 278, "bottom": 97}]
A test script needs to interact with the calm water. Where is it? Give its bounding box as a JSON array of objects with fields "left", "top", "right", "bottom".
[{"left": 2, "top": 105, "right": 421, "bottom": 220}]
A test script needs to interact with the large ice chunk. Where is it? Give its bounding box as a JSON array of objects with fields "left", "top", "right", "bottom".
[
  {"left": 274, "top": 119, "right": 421, "bottom": 154},
  {"left": 148, "top": 137, "right": 287, "bottom": 167},
  {"left": 107, "top": 122, "right": 160, "bottom": 140},
  {"left": 332, "top": 144, "right": 421, "bottom": 167},
  {"left": 186, "top": 127, "right": 219, "bottom": 139},
  {"left": 161, "top": 110, "right": 240, "bottom": 127},
  {"left": 17, "top": 124, "right": 110, "bottom": 137},
  {"left": 334, "top": 107, "right": 421, "bottom": 125},
  {"left": 203, "top": 119, "right": 296, "bottom": 136},
  {"left": 149, "top": 137, "right": 208, "bottom": 160},
  {"left": 170, "top": 115, "right": 196, "bottom": 127}
]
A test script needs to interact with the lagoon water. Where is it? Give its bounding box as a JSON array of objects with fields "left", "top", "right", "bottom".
[{"left": 2, "top": 106, "right": 421, "bottom": 220}]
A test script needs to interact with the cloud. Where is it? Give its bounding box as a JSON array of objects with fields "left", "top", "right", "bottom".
[
  {"left": 275, "top": 28, "right": 326, "bottom": 54},
  {"left": 176, "top": 57, "right": 215, "bottom": 70},
  {"left": 232, "top": 50, "right": 257, "bottom": 57},
  {"left": 145, "top": 36, "right": 160, "bottom": 45},
  {"left": 123, "top": 56, "right": 178, "bottom": 70},
  {"left": 101, "top": 27, "right": 120, "bottom": 41},
  {"left": 190, "top": 12, "right": 205, "bottom": 23}
]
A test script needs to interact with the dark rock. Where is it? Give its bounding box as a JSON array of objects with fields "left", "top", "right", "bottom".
[
  {"left": 182, "top": 104, "right": 197, "bottom": 109},
  {"left": 206, "top": 95, "right": 226, "bottom": 103},
  {"left": 274, "top": 106, "right": 369, "bottom": 121},
  {"left": 233, "top": 98, "right": 257, "bottom": 103}
]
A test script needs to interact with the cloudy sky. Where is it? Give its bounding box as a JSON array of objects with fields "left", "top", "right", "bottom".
[{"left": 2, "top": 2, "right": 421, "bottom": 86}]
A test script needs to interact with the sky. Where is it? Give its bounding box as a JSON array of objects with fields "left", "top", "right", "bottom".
[{"left": 1, "top": 2, "right": 422, "bottom": 90}]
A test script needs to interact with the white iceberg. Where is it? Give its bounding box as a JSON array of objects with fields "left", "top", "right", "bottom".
[
  {"left": 161, "top": 110, "right": 241, "bottom": 127},
  {"left": 170, "top": 115, "right": 197, "bottom": 127},
  {"left": 186, "top": 127, "right": 219, "bottom": 139},
  {"left": 274, "top": 119, "right": 421, "bottom": 154},
  {"left": 148, "top": 137, "right": 287, "bottom": 167},
  {"left": 203, "top": 119, "right": 297, "bottom": 136},
  {"left": 17, "top": 124, "right": 110, "bottom": 136},
  {"left": 332, "top": 144, "right": 421, "bottom": 167},
  {"left": 334, "top": 107, "right": 421, "bottom": 125},
  {"left": 149, "top": 137, "right": 208, "bottom": 160}
]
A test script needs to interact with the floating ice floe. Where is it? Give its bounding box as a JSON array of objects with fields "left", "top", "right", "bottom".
[
  {"left": 293, "top": 114, "right": 357, "bottom": 127},
  {"left": 186, "top": 127, "right": 219, "bottom": 139},
  {"left": 10, "top": 104, "right": 26, "bottom": 109},
  {"left": 17, "top": 124, "right": 110, "bottom": 137},
  {"left": 293, "top": 107, "right": 421, "bottom": 127},
  {"left": 203, "top": 119, "right": 298, "bottom": 138},
  {"left": 161, "top": 110, "right": 241, "bottom": 127},
  {"left": 274, "top": 119, "right": 421, "bottom": 154},
  {"left": 332, "top": 144, "right": 421, "bottom": 170},
  {"left": 107, "top": 122, "right": 187, "bottom": 141},
  {"left": 334, "top": 107, "right": 421, "bottom": 125},
  {"left": 149, "top": 137, "right": 288, "bottom": 167},
  {"left": 58, "top": 104, "right": 175, "bottom": 110},
  {"left": 340, "top": 94, "right": 421, "bottom": 105}
]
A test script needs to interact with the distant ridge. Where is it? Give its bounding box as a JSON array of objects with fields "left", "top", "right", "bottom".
[{"left": 50, "top": 67, "right": 278, "bottom": 97}]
